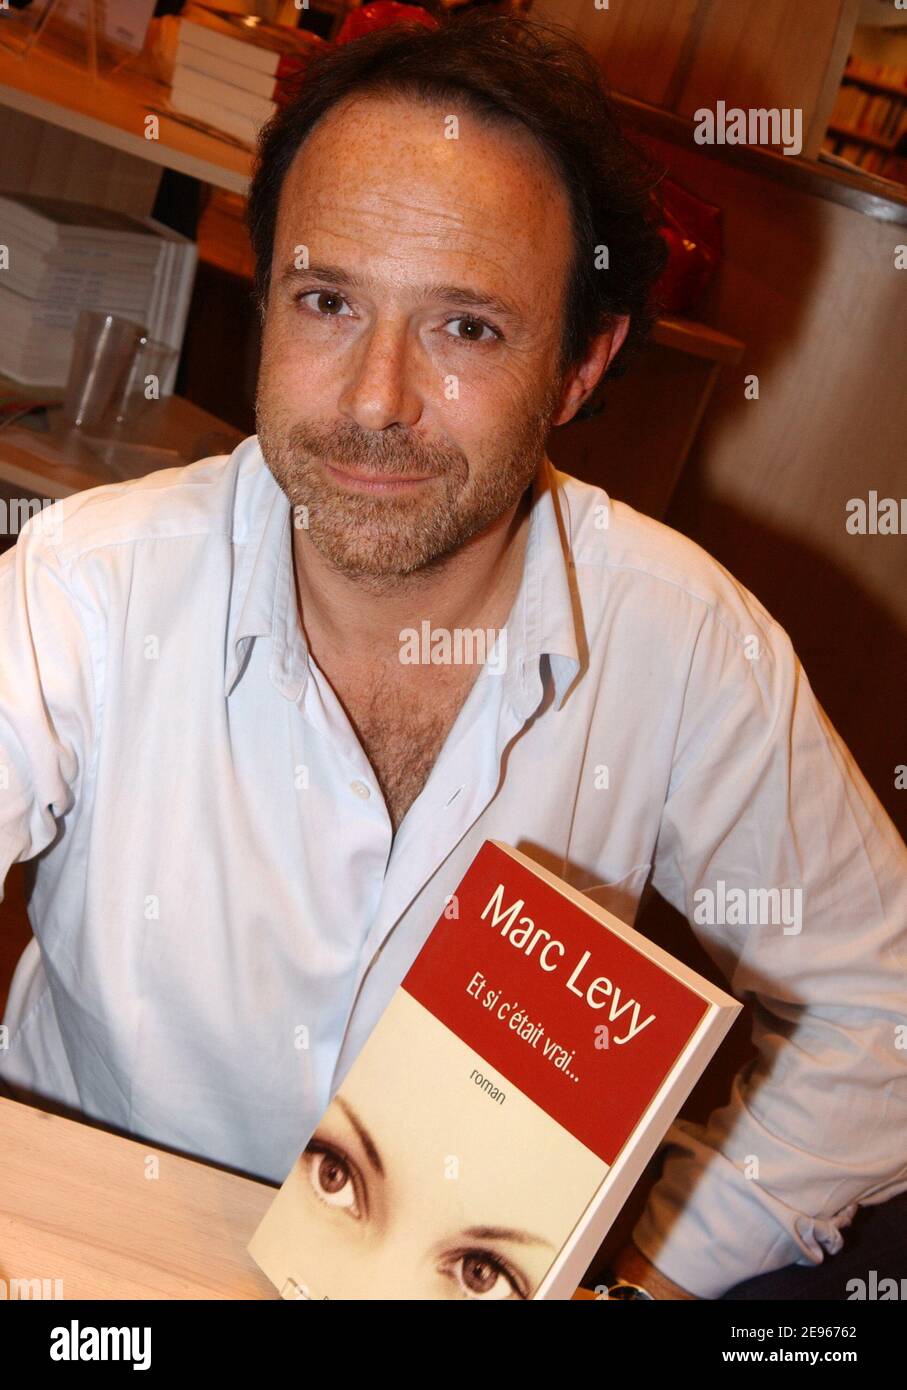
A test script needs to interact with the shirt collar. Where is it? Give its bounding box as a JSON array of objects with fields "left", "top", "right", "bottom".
[
  {"left": 224, "top": 441, "right": 583, "bottom": 710},
  {"left": 499, "top": 453, "right": 583, "bottom": 720},
  {"left": 224, "top": 450, "right": 299, "bottom": 699}
]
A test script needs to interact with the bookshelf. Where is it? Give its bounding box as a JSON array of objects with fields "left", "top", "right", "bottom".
[
  {"left": 0, "top": 37, "right": 252, "bottom": 199},
  {"left": 824, "top": 62, "right": 907, "bottom": 179},
  {"left": 843, "top": 70, "right": 907, "bottom": 99}
]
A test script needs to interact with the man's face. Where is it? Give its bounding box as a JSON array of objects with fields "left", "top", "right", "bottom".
[{"left": 256, "top": 92, "right": 575, "bottom": 580}]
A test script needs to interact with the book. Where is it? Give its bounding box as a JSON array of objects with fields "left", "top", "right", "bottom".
[
  {"left": 176, "top": 34, "right": 303, "bottom": 101},
  {"left": 247, "top": 840, "right": 741, "bottom": 1300},
  {"left": 168, "top": 86, "right": 261, "bottom": 148},
  {"left": 0, "top": 194, "right": 196, "bottom": 391},
  {"left": 162, "top": 6, "right": 323, "bottom": 143},
  {"left": 171, "top": 67, "right": 277, "bottom": 125},
  {"left": 178, "top": 3, "right": 324, "bottom": 77}
]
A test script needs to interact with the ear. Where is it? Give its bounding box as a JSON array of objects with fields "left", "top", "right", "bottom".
[{"left": 551, "top": 315, "right": 630, "bottom": 427}]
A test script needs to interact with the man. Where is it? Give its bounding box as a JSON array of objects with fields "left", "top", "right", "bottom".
[{"left": 1, "top": 14, "right": 905, "bottom": 1300}]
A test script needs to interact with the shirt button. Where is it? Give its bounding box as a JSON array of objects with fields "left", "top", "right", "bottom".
[{"left": 350, "top": 780, "right": 371, "bottom": 800}]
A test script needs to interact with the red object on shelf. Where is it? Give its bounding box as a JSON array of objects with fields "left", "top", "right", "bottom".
[
  {"left": 654, "top": 179, "right": 723, "bottom": 315},
  {"left": 336, "top": 2, "right": 440, "bottom": 45}
]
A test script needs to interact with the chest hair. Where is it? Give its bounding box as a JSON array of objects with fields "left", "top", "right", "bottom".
[{"left": 330, "top": 660, "right": 481, "bottom": 832}]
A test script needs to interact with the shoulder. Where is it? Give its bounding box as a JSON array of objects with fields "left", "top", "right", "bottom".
[{"left": 552, "top": 467, "right": 784, "bottom": 657}]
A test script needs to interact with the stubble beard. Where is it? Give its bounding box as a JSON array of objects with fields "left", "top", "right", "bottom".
[{"left": 256, "top": 378, "right": 561, "bottom": 585}]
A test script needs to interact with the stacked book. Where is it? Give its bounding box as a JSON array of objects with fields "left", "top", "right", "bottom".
[
  {"left": 170, "top": 5, "right": 326, "bottom": 148},
  {"left": 0, "top": 193, "right": 196, "bottom": 390},
  {"left": 831, "top": 81, "right": 907, "bottom": 147}
]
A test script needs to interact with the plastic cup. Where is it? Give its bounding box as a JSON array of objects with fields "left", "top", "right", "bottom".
[
  {"left": 62, "top": 311, "right": 148, "bottom": 430},
  {"left": 106, "top": 337, "right": 179, "bottom": 426}
]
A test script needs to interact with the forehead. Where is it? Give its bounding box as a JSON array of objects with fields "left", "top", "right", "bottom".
[{"left": 272, "top": 90, "right": 573, "bottom": 286}]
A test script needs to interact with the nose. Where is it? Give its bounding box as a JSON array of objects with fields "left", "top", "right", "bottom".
[{"left": 338, "top": 317, "right": 423, "bottom": 433}]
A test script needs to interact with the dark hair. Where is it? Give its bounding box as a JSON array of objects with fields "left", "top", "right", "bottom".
[{"left": 247, "top": 11, "right": 667, "bottom": 406}]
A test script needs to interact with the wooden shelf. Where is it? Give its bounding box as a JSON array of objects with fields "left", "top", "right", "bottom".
[
  {"left": 0, "top": 40, "right": 252, "bottom": 194},
  {"left": 613, "top": 93, "right": 907, "bottom": 226},
  {"left": 842, "top": 70, "right": 907, "bottom": 100},
  {"left": 198, "top": 188, "right": 255, "bottom": 278},
  {"left": 652, "top": 316, "right": 743, "bottom": 366},
  {"left": 828, "top": 123, "right": 898, "bottom": 152}
]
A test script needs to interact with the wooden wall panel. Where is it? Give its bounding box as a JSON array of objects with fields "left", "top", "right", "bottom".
[
  {"left": 534, "top": 0, "right": 859, "bottom": 157},
  {"left": 641, "top": 133, "right": 906, "bottom": 626},
  {"left": 635, "top": 133, "right": 907, "bottom": 832},
  {"left": 675, "top": 0, "right": 858, "bottom": 148},
  {"left": 531, "top": 0, "right": 704, "bottom": 108},
  {"left": 0, "top": 109, "right": 161, "bottom": 217}
]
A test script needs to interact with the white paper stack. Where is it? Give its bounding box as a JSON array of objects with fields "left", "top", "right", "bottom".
[
  {"left": 0, "top": 193, "right": 198, "bottom": 391},
  {"left": 169, "top": 6, "right": 324, "bottom": 148}
]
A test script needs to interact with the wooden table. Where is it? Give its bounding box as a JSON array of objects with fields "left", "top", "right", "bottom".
[
  {"left": 0, "top": 1097, "right": 597, "bottom": 1299},
  {"left": 0, "top": 383, "right": 242, "bottom": 505},
  {"left": 0, "top": 1096, "right": 277, "bottom": 1299}
]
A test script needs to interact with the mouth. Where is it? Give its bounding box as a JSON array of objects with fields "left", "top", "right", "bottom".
[{"left": 321, "top": 460, "right": 438, "bottom": 494}]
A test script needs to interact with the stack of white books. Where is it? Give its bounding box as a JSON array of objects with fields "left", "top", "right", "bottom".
[
  {"left": 0, "top": 193, "right": 197, "bottom": 391},
  {"left": 171, "top": 6, "right": 324, "bottom": 148}
]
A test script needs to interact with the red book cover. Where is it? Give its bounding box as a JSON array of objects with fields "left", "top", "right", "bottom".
[{"left": 247, "top": 841, "right": 740, "bottom": 1300}]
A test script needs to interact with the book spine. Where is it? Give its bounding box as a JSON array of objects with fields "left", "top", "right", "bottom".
[
  {"left": 142, "top": 218, "right": 198, "bottom": 395},
  {"left": 168, "top": 88, "right": 260, "bottom": 146},
  {"left": 178, "top": 18, "right": 281, "bottom": 76},
  {"left": 176, "top": 36, "right": 283, "bottom": 100},
  {"left": 172, "top": 68, "right": 277, "bottom": 124}
]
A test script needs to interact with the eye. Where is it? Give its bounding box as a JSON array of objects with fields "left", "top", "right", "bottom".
[
  {"left": 442, "top": 316, "right": 500, "bottom": 344},
  {"left": 295, "top": 290, "right": 354, "bottom": 318},
  {"left": 301, "top": 1141, "right": 364, "bottom": 1218},
  {"left": 440, "top": 1249, "right": 528, "bottom": 1300}
]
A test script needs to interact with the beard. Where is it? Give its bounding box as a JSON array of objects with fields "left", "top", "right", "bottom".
[{"left": 255, "top": 377, "right": 560, "bottom": 583}]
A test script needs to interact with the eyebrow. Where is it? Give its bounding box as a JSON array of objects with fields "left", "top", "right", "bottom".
[
  {"left": 278, "top": 261, "right": 524, "bottom": 328},
  {"left": 460, "top": 1226, "right": 556, "bottom": 1249},
  {"left": 335, "top": 1097, "right": 384, "bottom": 1177}
]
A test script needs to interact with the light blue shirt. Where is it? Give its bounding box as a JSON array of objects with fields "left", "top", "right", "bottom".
[{"left": 1, "top": 436, "right": 905, "bottom": 1297}]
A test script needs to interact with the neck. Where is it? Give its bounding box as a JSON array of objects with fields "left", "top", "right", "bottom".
[{"left": 293, "top": 480, "right": 537, "bottom": 665}]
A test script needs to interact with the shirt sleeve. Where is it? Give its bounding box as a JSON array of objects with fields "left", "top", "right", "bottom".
[
  {"left": 0, "top": 514, "right": 99, "bottom": 906},
  {"left": 632, "top": 602, "right": 907, "bottom": 1299}
]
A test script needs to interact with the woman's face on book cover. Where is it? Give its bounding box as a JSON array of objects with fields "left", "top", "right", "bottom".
[
  {"left": 297, "top": 1095, "right": 551, "bottom": 1299},
  {"left": 273, "top": 993, "right": 607, "bottom": 1299}
]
